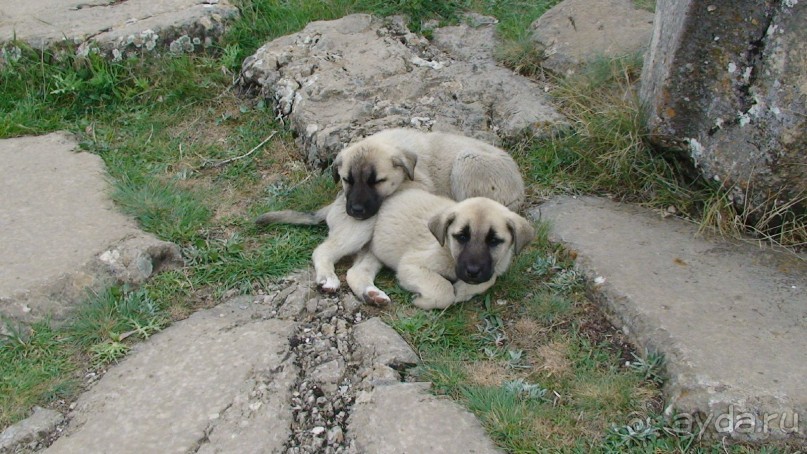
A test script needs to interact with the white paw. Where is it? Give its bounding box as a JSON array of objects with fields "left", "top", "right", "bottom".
[
  {"left": 363, "top": 286, "right": 391, "bottom": 306},
  {"left": 318, "top": 275, "right": 341, "bottom": 293}
]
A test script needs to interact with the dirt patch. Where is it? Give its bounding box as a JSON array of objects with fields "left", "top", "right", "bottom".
[
  {"left": 534, "top": 341, "right": 571, "bottom": 377},
  {"left": 576, "top": 302, "right": 634, "bottom": 365},
  {"left": 466, "top": 361, "right": 511, "bottom": 387}
]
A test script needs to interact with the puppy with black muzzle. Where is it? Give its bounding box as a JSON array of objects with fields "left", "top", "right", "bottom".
[
  {"left": 346, "top": 188, "right": 535, "bottom": 309},
  {"left": 255, "top": 128, "right": 526, "bottom": 293}
]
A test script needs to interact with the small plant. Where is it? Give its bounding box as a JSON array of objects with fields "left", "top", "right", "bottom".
[
  {"left": 531, "top": 253, "right": 560, "bottom": 277},
  {"left": 628, "top": 350, "right": 665, "bottom": 385},
  {"left": 502, "top": 378, "right": 548, "bottom": 401},
  {"left": 606, "top": 414, "right": 661, "bottom": 449},
  {"left": 504, "top": 349, "right": 530, "bottom": 369},
  {"left": 89, "top": 339, "right": 129, "bottom": 365},
  {"left": 546, "top": 268, "right": 583, "bottom": 292}
]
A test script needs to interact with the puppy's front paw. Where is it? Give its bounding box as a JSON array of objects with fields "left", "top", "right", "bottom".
[
  {"left": 362, "top": 286, "right": 391, "bottom": 306},
  {"left": 317, "top": 275, "right": 341, "bottom": 294}
]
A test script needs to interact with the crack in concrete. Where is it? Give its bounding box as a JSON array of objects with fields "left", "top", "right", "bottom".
[{"left": 281, "top": 295, "right": 362, "bottom": 453}]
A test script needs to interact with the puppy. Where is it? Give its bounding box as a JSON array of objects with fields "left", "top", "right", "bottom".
[
  {"left": 346, "top": 189, "right": 535, "bottom": 309},
  {"left": 255, "top": 128, "right": 525, "bottom": 292}
]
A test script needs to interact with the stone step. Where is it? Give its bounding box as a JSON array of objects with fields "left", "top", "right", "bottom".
[{"left": 533, "top": 196, "right": 806, "bottom": 442}]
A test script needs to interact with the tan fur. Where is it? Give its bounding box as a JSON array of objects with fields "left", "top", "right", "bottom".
[
  {"left": 346, "top": 189, "right": 535, "bottom": 309},
  {"left": 255, "top": 128, "right": 526, "bottom": 292}
]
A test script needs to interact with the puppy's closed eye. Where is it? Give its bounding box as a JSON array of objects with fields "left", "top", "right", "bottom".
[
  {"left": 453, "top": 226, "right": 470, "bottom": 244},
  {"left": 485, "top": 229, "right": 505, "bottom": 246}
]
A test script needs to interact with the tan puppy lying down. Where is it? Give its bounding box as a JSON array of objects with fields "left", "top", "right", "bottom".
[
  {"left": 256, "top": 128, "right": 525, "bottom": 293},
  {"left": 346, "top": 189, "right": 535, "bottom": 309}
]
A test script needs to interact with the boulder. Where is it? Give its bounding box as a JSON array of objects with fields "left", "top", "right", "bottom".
[
  {"left": 640, "top": 0, "right": 807, "bottom": 221},
  {"left": 239, "top": 14, "right": 566, "bottom": 166},
  {"left": 531, "top": 0, "right": 655, "bottom": 76}
]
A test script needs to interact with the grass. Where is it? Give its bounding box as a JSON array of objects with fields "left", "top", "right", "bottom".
[
  {"left": 0, "top": 0, "right": 802, "bottom": 451},
  {"left": 383, "top": 236, "right": 677, "bottom": 451}
]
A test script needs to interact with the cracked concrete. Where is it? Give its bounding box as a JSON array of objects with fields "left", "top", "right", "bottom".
[
  {"left": 45, "top": 297, "right": 297, "bottom": 453},
  {"left": 11, "top": 272, "right": 502, "bottom": 453}
]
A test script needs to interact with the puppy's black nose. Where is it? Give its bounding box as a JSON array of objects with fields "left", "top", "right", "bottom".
[
  {"left": 465, "top": 264, "right": 481, "bottom": 278},
  {"left": 349, "top": 204, "right": 366, "bottom": 216}
]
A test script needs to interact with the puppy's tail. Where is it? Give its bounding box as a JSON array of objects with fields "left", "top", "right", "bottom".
[{"left": 255, "top": 204, "right": 331, "bottom": 226}]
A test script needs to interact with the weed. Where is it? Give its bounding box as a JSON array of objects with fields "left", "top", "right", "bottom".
[
  {"left": 502, "top": 378, "right": 549, "bottom": 401},
  {"left": 628, "top": 350, "right": 665, "bottom": 385},
  {"left": 606, "top": 414, "right": 662, "bottom": 449},
  {"left": 89, "top": 340, "right": 130, "bottom": 366}
]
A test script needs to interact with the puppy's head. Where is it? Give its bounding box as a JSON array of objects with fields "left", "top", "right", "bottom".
[
  {"left": 428, "top": 198, "right": 535, "bottom": 284},
  {"left": 331, "top": 137, "right": 417, "bottom": 220}
]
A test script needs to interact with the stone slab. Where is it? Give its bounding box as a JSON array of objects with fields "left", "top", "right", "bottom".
[
  {"left": 353, "top": 317, "right": 418, "bottom": 367},
  {"left": 239, "top": 14, "right": 567, "bottom": 166},
  {"left": 0, "top": 407, "right": 63, "bottom": 451},
  {"left": 0, "top": 0, "right": 238, "bottom": 58},
  {"left": 349, "top": 382, "right": 501, "bottom": 453},
  {"left": 534, "top": 196, "right": 806, "bottom": 441},
  {"left": 0, "top": 132, "right": 182, "bottom": 324},
  {"left": 45, "top": 298, "right": 297, "bottom": 453},
  {"left": 531, "top": 0, "right": 654, "bottom": 76}
]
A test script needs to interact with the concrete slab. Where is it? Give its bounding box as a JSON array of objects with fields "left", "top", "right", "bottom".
[
  {"left": 0, "top": 0, "right": 238, "bottom": 58},
  {"left": 45, "top": 298, "right": 297, "bottom": 453},
  {"left": 349, "top": 382, "right": 502, "bottom": 453},
  {"left": 0, "top": 132, "right": 181, "bottom": 324},
  {"left": 534, "top": 196, "right": 806, "bottom": 441}
]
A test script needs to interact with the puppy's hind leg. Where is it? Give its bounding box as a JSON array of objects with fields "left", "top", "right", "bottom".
[{"left": 346, "top": 250, "right": 390, "bottom": 306}]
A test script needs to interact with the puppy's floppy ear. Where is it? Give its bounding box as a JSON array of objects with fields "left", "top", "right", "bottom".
[
  {"left": 331, "top": 154, "right": 343, "bottom": 183},
  {"left": 428, "top": 209, "right": 456, "bottom": 247},
  {"left": 391, "top": 149, "right": 418, "bottom": 181},
  {"left": 506, "top": 215, "right": 536, "bottom": 254}
]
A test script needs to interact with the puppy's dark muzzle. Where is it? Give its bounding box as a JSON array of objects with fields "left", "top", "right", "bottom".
[
  {"left": 455, "top": 248, "right": 493, "bottom": 284},
  {"left": 346, "top": 203, "right": 376, "bottom": 220},
  {"left": 346, "top": 185, "right": 382, "bottom": 220}
]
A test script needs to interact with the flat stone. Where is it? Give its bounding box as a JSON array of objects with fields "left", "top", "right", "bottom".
[
  {"left": 352, "top": 317, "right": 418, "bottom": 368},
  {"left": 0, "top": 0, "right": 238, "bottom": 59},
  {"left": 349, "top": 382, "right": 501, "bottom": 453},
  {"left": 44, "top": 303, "right": 297, "bottom": 453},
  {"left": 0, "top": 132, "right": 181, "bottom": 324},
  {"left": 311, "top": 358, "right": 345, "bottom": 388},
  {"left": 534, "top": 196, "right": 806, "bottom": 441},
  {"left": 531, "top": 0, "right": 654, "bottom": 76},
  {"left": 239, "top": 14, "right": 566, "bottom": 166},
  {"left": 0, "top": 407, "right": 63, "bottom": 451}
]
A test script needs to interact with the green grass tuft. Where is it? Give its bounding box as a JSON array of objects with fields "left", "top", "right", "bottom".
[
  {"left": 113, "top": 178, "right": 212, "bottom": 243},
  {"left": 0, "top": 322, "right": 78, "bottom": 428}
]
